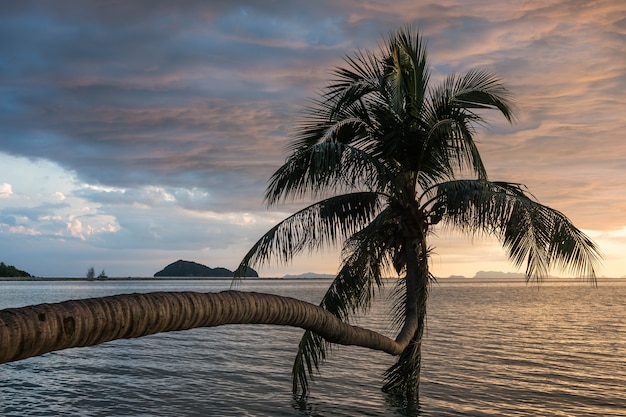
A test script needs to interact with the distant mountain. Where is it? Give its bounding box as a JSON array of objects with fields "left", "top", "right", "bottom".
[
  {"left": 282, "top": 272, "right": 335, "bottom": 279},
  {"left": 0, "top": 262, "right": 31, "bottom": 278},
  {"left": 154, "top": 260, "right": 258, "bottom": 278},
  {"left": 446, "top": 275, "right": 467, "bottom": 279},
  {"left": 473, "top": 270, "right": 525, "bottom": 279}
]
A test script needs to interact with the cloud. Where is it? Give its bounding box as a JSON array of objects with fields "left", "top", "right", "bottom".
[
  {"left": 66, "top": 218, "right": 86, "bottom": 240},
  {"left": 0, "top": 1, "right": 624, "bottom": 277},
  {"left": 0, "top": 183, "right": 12, "bottom": 198}
]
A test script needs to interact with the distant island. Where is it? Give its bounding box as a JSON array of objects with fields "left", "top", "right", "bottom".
[
  {"left": 444, "top": 271, "right": 526, "bottom": 279},
  {"left": 154, "top": 260, "right": 258, "bottom": 278},
  {"left": 0, "top": 262, "right": 31, "bottom": 278},
  {"left": 473, "top": 270, "right": 526, "bottom": 279},
  {"left": 282, "top": 272, "right": 335, "bottom": 279}
]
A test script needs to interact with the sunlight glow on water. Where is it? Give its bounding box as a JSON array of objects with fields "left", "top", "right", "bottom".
[{"left": 1, "top": 279, "right": 625, "bottom": 416}]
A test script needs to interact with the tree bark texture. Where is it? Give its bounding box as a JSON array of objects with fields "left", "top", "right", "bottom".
[{"left": 0, "top": 290, "right": 407, "bottom": 364}]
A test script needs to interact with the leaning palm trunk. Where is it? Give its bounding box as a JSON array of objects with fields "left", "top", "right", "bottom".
[{"left": 0, "top": 290, "right": 412, "bottom": 364}]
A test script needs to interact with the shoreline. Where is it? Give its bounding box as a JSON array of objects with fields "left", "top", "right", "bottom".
[
  {"left": 0, "top": 276, "right": 334, "bottom": 282},
  {"left": 1, "top": 276, "right": 622, "bottom": 282}
]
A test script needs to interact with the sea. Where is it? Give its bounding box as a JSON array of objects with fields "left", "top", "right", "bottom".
[{"left": 0, "top": 278, "right": 624, "bottom": 416}]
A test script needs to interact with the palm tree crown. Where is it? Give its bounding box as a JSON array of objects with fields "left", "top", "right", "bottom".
[{"left": 236, "top": 27, "right": 600, "bottom": 406}]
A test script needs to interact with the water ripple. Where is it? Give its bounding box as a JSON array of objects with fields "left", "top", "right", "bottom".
[{"left": 1, "top": 279, "right": 625, "bottom": 416}]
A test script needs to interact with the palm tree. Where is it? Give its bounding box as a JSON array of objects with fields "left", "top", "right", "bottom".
[
  {"left": 233, "top": 26, "right": 600, "bottom": 405},
  {"left": 0, "top": 27, "right": 600, "bottom": 409}
]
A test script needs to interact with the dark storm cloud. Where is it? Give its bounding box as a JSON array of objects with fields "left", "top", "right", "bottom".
[
  {"left": 0, "top": 1, "right": 362, "bottom": 211},
  {"left": 3, "top": 0, "right": 626, "bottom": 221}
]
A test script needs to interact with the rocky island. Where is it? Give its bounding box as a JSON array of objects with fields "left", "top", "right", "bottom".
[{"left": 154, "top": 260, "right": 258, "bottom": 278}]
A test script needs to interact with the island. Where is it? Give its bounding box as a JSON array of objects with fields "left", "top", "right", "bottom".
[
  {"left": 0, "top": 262, "right": 31, "bottom": 278},
  {"left": 282, "top": 272, "right": 335, "bottom": 279},
  {"left": 473, "top": 270, "right": 526, "bottom": 279},
  {"left": 154, "top": 260, "right": 258, "bottom": 278}
]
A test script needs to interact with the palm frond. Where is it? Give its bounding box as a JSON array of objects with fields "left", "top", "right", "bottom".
[
  {"left": 292, "top": 208, "right": 399, "bottom": 396},
  {"left": 418, "top": 70, "right": 515, "bottom": 184},
  {"left": 425, "top": 180, "right": 601, "bottom": 280},
  {"left": 416, "top": 116, "right": 481, "bottom": 187},
  {"left": 234, "top": 192, "right": 384, "bottom": 280},
  {"left": 265, "top": 140, "right": 398, "bottom": 205},
  {"left": 385, "top": 26, "right": 430, "bottom": 120},
  {"left": 265, "top": 141, "right": 344, "bottom": 204},
  {"left": 327, "top": 49, "right": 386, "bottom": 117},
  {"left": 292, "top": 330, "right": 328, "bottom": 396},
  {"left": 451, "top": 69, "right": 516, "bottom": 123}
]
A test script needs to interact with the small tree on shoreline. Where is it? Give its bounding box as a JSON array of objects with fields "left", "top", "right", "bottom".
[{"left": 86, "top": 266, "right": 95, "bottom": 280}]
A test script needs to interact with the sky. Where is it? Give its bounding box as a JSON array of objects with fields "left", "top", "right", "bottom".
[{"left": 1, "top": 0, "right": 625, "bottom": 278}]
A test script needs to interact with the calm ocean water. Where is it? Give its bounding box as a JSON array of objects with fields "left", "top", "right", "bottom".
[{"left": 1, "top": 278, "right": 624, "bottom": 416}]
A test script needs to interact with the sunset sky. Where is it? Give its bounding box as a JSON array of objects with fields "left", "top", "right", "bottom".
[{"left": 1, "top": 1, "right": 625, "bottom": 278}]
